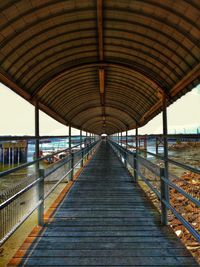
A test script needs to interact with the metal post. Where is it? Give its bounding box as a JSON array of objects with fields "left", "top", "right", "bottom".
[
  {"left": 126, "top": 130, "right": 128, "bottom": 149},
  {"left": 121, "top": 132, "right": 122, "bottom": 146},
  {"left": 156, "top": 137, "right": 158, "bottom": 154},
  {"left": 162, "top": 93, "right": 169, "bottom": 224},
  {"left": 35, "top": 103, "right": 43, "bottom": 225},
  {"left": 38, "top": 169, "right": 44, "bottom": 226},
  {"left": 80, "top": 130, "right": 82, "bottom": 149},
  {"left": 86, "top": 132, "right": 89, "bottom": 159},
  {"left": 35, "top": 102, "right": 43, "bottom": 225},
  {"left": 69, "top": 126, "right": 73, "bottom": 180},
  {"left": 135, "top": 125, "right": 139, "bottom": 182},
  {"left": 69, "top": 126, "right": 71, "bottom": 151},
  {"left": 35, "top": 102, "right": 40, "bottom": 174},
  {"left": 80, "top": 130, "right": 83, "bottom": 167},
  {"left": 70, "top": 152, "right": 74, "bottom": 181},
  {"left": 160, "top": 168, "right": 168, "bottom": 225}
]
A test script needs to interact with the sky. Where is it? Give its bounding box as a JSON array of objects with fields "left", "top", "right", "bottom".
[{"left": 0, "top": 82, "right": 199, "bottom": 136}]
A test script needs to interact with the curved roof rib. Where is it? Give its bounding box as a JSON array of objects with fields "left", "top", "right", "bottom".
[{"left": 0, "top": 0, "right": 199, "bottom": 134}]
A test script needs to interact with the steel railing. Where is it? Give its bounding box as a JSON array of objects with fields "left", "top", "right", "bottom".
[
  {"left": 0, "top": 139, "right": 100, "bottom": 245},
  {"left": 109, "top": 140, "right": 200, "bottom": 243}
]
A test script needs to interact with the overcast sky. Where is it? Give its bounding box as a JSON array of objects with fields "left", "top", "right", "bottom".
[{"left": 0, "top": 82, "right": 199, "bottom": 136}]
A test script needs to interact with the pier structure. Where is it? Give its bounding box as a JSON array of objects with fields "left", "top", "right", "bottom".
[
  {"left": 0, "top": 0, "right": 199, "bottom": 266},
  {"left": 0, "top": 141, "right": 28, "bottom": 164}
]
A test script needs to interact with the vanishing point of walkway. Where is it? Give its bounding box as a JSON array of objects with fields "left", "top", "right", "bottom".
[{"left": 10, "top": 142, "right": 198, "bottom": 266}]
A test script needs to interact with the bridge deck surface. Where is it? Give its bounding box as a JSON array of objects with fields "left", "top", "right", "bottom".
[{"left": 10, "top": 142, "right": 198, "bottom": 266}]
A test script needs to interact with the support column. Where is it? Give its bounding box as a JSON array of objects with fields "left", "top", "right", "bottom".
[
  {"left": 35, "top": 103, "right": 44, "bottom": 226},
  {"left": 86, "top": 131, "right": 88, "bottom": 143},
  {"left": 134, "top": 125, "right": 138, "bottom": 183},
  {"left": 69, "top": 126, "right": 73, "bottom": 180},
  {"left": 161, "top": 94, "right": 169, "bottom": 225},
  {"left": 69, "top": 126, "right": 71, "bottom": 151},
  {"left": 85, "top": 132, "right": 89, "bottom": 159},
  {"left": 80, "top": 130, "right": 83, "bottom": 167},
  {"left": 35, "top": 102, "right": 40, "bottom": 174},
  {"left": 126, "top": 130, "right": 128, "bottom": 149},
  {"left": 120, "top": 132, "right": 122, "bottom": 146},
  {"left": 80, "top": 130, "right": 82, "bottom": 148}
]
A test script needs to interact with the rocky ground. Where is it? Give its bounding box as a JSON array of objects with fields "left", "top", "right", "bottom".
[
  {"left": 139, "top": 171, "right": 200, "bottom": 264},
  {"left": 169, "top": 141, "right": 200, "bottom": 150}
]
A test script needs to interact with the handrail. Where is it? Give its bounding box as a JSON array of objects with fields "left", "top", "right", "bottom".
[
  {"left": 0, "top": 135, "right": 94, "bottom": 141},
  {"left": 0, "top": 140, "right": 100, "bottom": 245},
  {"left": 44, "top": 147, "right": 93, "bottom": 199},
  {"left": 0, "top": 142, "right": 83, "bottom": 178},
  {"left": 108, "top": 139, "right": 200, "bottom": 242},
  {"left": 0, "top": 200, "right": 43, "bottom": 245},
  {"left": 0, "top": 177, "right": 41, "bottom": 209},
  {"left": 0, "top": 141, "right": 98, "bottom": 210},
  {"left": 110, "top": 140, "right": 200, "bottom": 175},
  {"left": 111, "top": 133, "right": 200, "bottom": 138},
  {"left": 144, "top": 150, "right": 200, "bottom": 174},
  {"left": 161, "top": 176, "right": 200, "bottom": 208}
]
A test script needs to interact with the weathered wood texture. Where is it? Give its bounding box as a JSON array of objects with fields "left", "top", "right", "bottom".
[{"left": 10, "top": 142, "right": 198, "bottom": 266}]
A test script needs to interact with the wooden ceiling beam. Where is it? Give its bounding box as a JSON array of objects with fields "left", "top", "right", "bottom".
[
  {"left": 31, "top": 62, "right": 165, "bottom": 99},
  {"left": 0, "top": 70, "right": 31, "bottom": 101},
  {"left": 0, "top": 69, "right": 67, "bottom": 126},
  {"left": 140, "top": 63, "right": 200, "bottom": 126},
  {"left": 99, "top": 68, "right": 105, "bottom": 94},
  {"left": 97, "top": 0, "right": 106, "bottom": 126},
  {"left": 171, "top": 63, "right": 200, "bottom": 97}
]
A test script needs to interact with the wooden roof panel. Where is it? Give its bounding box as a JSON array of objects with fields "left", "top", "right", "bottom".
[{"left": 0, "top": 0, "right": 199, "bottom": 134}]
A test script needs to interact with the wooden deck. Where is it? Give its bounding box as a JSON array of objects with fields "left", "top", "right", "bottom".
[{"left": 10, "top": 142, "right": 198, "bottom": 266}]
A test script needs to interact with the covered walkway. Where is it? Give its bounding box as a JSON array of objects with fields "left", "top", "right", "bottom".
[{"left": 9, "top": 142, "right": 198, "bottom": 266}]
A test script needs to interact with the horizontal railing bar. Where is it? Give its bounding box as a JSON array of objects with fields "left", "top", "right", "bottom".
[
  {"left": 44, "top": 157, "right": 71, "bottom": 179},
  {"left": 111, "top": 140, "right": 200, "bottom": 175},
  {"left": 0, "top": 177, "right": 41, "bottom": 210},
  {"left": 0, "top": 141, "right": 98, "bottom": 209},
  {"left": 45, "top": 144, "right": 97, "bottom": 198},
  {"left": 109, "top": 139, "right": 200, "bottom": 242},
  {"left": 0, "top": 143, "right": 83, "bottom": 178},
  {"left": 0, "top": 141, "right": 99, "bottom": 246},
  {"left": 44, "top": 144, "right": 96, "bottom": 199},
  {"left": 146, "top": 150, "right": 200, "bottom": 174},
  {"left": 138, "top": 156, "right": 160, "bottom": 176},
  {"left": 163, "top": 199, "right": 200, "bottom": 242},
  {"left": 111, "top": 142, "right": 161, "bottom": 199},
  {"left": 139, "top": 171, "right": 161, "bottom": 200},
  {"left": 44, "top": 168, "right": 72, "bottom": 199},
  {"left": 0, "top": 135, "right": 92, "bottom": 141},
  {"left": 161, "top": 176, "right": 200, "bottom": 208},
  {"left": 0, "top": 199, "right": 42, "bottom": 246},
  {"left": 111, "top": 134, "right": 200, "bottom": 139},
  {"left": 38, "top": 145, "right": 87, "bottom": 180}
]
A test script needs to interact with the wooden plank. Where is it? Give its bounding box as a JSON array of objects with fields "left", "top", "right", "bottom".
[
  {"left": 19, "top": 241, "right": 186, "bottom": 250},
  {"left": 16, "top": 248, "right": 191, "bottom": 257},
  {"left": 12, "top": 256, "right": 198, "bottom": 266}
]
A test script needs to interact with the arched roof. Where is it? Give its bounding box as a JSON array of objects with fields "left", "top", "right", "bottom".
[{"left": 0, "top": 0, "right": 199, "bottom": 134}]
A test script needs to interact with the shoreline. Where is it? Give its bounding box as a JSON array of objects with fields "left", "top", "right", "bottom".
[{"left": 169, "top": 141, "right": 200, "bottom": 150}]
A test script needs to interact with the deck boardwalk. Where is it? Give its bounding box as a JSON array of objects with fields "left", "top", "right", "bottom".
[{"left": 10, "top": 142, "right": 198, "bottom": 266}]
